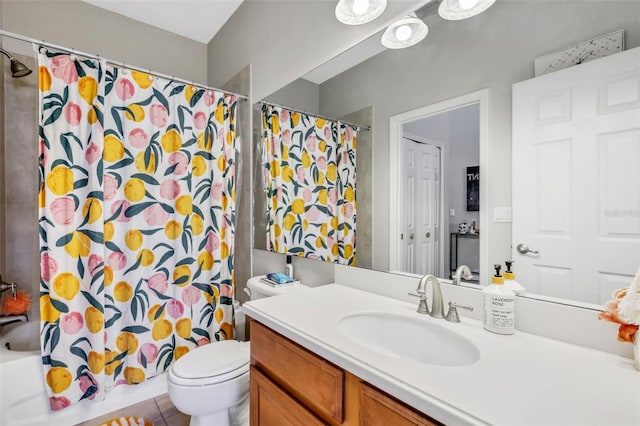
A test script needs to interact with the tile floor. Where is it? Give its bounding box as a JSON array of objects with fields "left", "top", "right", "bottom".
[{"left": 76, "top": 393, "right": 190, "bottom": 426}]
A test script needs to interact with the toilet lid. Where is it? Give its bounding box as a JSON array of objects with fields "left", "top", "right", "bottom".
[{"left": 171, "top": 340, "right": 250, "bottom": 379}]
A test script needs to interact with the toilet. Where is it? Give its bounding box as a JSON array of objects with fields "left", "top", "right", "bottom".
[{"left": 167, "top": 276, "right": 309, "bottom": 426}]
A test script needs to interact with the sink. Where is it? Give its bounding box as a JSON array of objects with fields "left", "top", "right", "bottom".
[{"left": 337, "top": 312, "right": 480, "bottom": 366}]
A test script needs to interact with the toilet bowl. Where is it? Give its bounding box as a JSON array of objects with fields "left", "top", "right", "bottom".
[{"left": 167, "top": 276, "right": 309, "bottom": 425}]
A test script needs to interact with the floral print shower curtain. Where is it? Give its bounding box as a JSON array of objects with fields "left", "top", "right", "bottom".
[
  {"left": 38, "top": 50, "right": 237, "bottom": 410},
  {"left": 261, "top": 104, "right": 357, "bottom": 265}
]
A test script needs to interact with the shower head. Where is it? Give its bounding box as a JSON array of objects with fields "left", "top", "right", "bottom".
[{"left": 0, "top": 48, "right": 32, "bottom": 78}]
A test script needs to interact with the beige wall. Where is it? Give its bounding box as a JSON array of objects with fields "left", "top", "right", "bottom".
[{"left": 1, "top": 0, "right": 207, "bottom": 82}]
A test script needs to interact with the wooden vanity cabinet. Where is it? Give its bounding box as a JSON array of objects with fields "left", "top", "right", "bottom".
[{"left": 249, "top": 319, "right": 442, "bottom": 426}]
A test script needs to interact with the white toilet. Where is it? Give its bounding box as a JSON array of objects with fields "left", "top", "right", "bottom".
[{"left": 167, "top": 276, "right": 308, "bottom": 426}]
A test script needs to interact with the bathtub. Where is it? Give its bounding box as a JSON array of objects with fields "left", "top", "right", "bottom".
[{"left": 0, "top": 321, "right": 168, "bottom": 425}]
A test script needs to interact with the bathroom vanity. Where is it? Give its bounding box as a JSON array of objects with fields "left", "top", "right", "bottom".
[{"left": 244, "top": 284, "right": 640, "bottom": 426}]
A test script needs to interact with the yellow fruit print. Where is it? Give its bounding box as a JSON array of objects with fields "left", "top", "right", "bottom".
[
  {"left": 103, "top": 135, "right": 125, "bottom": 162},
  {"left": 135, "top": 151, "right": 156, "bottom": 173},
  {"left": 315, "top": 118, "right": 326, "bottom": 128},
  {"left": 282, "top": 145, "right": 289, "bottom": 160},
  {"left": 331, "top": 216, "right": 339, "bottom": 230},
  {"left": 331, "top": 244, "right": 339, "bottom": 256},
  {"left": 273, "top": 224, "right": 281, "bottom": 238},
  {"left": 173, "top": 265, "right": 191, "bottom": 287},
  {"left": 220, "top": 242, "right": 229, "bottom": 259},
  {"left": 317, "top": 189, "right": 328, "bottom": 205},
  {"left": 161, "top": 129, "right": 182, "bottom": 152},
  {"left": 39, "top": 66, "right": 52, "bottom": 92},
  {"left": 302, "top": 219, "right": 309, "bottom": 231},
  {"left": 174, "top": 346, "right": 189, "bottom": 361},
  {"left": 215, "top": 307, "right": 224, "bottom": 324},
  {"left": 105, "top": 350, "right": 122, "bottom": 375},
  {"left": 124, "top": 178, "right": 146, "bottom": 202},
  {"left": 192, "top": 155, "right": 206, "bottom": 177},
  {"left": 87, "top": 108, "right": 98, "bottom": 124},
  {"left": 164, "top": 220, "right": 182, "bottom": 240},
  {"left": 131, "top": 70, "right": 154, "bottom": 89},
  {"left": 315, "top": 236, "right": 324, "bottom": 248},
  {"left": 114, "top": 281, "right": 133, "bottom": 302},
  {"left": 319, "top": 141, "right": 327, "bottom": 152},
  {"left": 175, "top": 195, "right": 192, "bottom": 215},
  {"left": 46, "top": 367, "right": 72, "bottom": 394},
  {"left": 176, "top": 318, "right": 191, "bottom": 339},
  {"left": 116, "top": 331, "right": 139, "bottom": 355},
  {"left": 137, "top": 249, "right": 155, "bottom": 267},
  {"left": 38, "top": 184, "right": 46, "bottom": 208},
  {"left": 291, "top": 112, "right": 300, "bottom": 127},
  {"left": 147, "top": 304, "right": 165, "bottom": 322},
  {"left": 291, "top": 198, "right": 305, "bottom": 215},
  {"left": 40, "top": 294, "right": 61, "bottom": 323},
  {"left": 222, "top": 194, "right": 229, "bottom": 211},
  {"left": 152, "top": 319, "right": 173, "bottom": 340},
  {"left": 220, "top": 226, "right": 226, "bottom": 240},
  {"left": 191, "top": 214, "right": 204, "bottom": 235},
  {"left": 270, "top": 160, "right": 280, "bottom": 178},
  {"left": 184, "top": 85, "right": 197, "bottom": 103},
  {"left": 85, "top": 306, "right": 104, "bottom": 333},
  {"left": 198, "top": 251, "right": 214, "bottom": 270},
  {"left": 344, "top": 187, "right": 355, "bottom": 202},
  {"left": 197, "top": 132, "right": 212, "bottom": 151},
  {"left": 78, "top": 76, "right": 98, "bottom": 105},
  {"left": 320, "top": 224, "right": 328, "bottom": 237},
  {"left": 220, "top": 322, "right": 234, "bottom": 339},
  {"left": 125, "top": 229, "right": 143, "bottom": 251},
  {"left": 46, "top": 166, "right": 74, "bottom": 195},
  {"left": 301, "top": 152, "right": 311, "bottom": 168},
  {"left": 344, "top": 244, "right": 354, "bottom": 260},
  {"left": 104, "top": 266, "right": 114, "bottom": 286},
  {"left": 65, "top": 231, "right": 91, "bottom": 257},
  {"left": 125, "top": 104, "right": 145, "bottom": 122},
  {"left": 82, "top": 198, "right": 102, "bottom": 224},
  {"left": 87, "top": 351, "right": 105, "bottom": 374},
  {"left": 283, "top": 214, "right": 296, "bottom": 231},
  {"left": 327, "top": 164, "right": 337, "bottom": 181},
  {"left": 53, "top": 272, "right": 80, "bottom": 301},
  {"left": 217, "top": 155, "right": 226, "bottom": 172},
  {"left": 271, "top": 113, "right": 280, "bottom": 135},
  {"left": 104, "top": 222, "right": 115, "bottom": 242},
  {"left": 123, "top": 367, "right": 146, "bottom": 385},
  {"left": 215, "top": 103, "right": 225, "bottom": 124}
]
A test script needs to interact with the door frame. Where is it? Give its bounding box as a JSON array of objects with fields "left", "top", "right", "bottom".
[
  {"left": 389, "top": 89, "right": 490, "bottom": 284},
  {"left": 399, "top": 132, "right": 445, "bottom": 276}
]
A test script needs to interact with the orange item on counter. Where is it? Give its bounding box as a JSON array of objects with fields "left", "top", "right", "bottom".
[{"left": 1, "top": 290, "right": 31, "bottom": 315}]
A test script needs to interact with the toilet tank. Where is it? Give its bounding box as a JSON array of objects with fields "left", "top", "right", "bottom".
[{"left": 246, "top": 275, "right": 309, "bottom": 300}]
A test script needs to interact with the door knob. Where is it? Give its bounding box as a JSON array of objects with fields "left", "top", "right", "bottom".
[
  {"left": 426, "top": 232, "right": 431, "bottom": 238},
  {"left": 516, "top": 243, "right": 539, "bottom": 255},
  {"left": 409, "top": 233, "right": 415, "bottom": 239}
]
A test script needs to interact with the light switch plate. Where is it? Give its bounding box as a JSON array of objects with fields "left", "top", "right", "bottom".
[
  {"left": 493, "top": 207, "right": 512, "bottom": 222},
  {"left": 450, "top": 209, "right": 455, "bottom": 217}
]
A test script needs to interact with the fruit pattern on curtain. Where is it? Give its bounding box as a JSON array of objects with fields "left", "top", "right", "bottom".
[
  {"left": 261, "top": 104, "right": 357, "bottom": 265},
  {"left": 38, "top": 50, "right": 237, "bottom": 410}
]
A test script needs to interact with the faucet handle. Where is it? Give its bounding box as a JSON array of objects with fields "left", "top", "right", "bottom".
[
  {"left": 408, "top": 292, "right": 430, "bottom": 315},
  {"left": 445, "top": 301, "right": 473, "bottom": 323}
]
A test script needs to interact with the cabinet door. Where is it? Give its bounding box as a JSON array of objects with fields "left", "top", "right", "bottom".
[
  {"left": 250, "top": 366, "right": 326, "bottom": 426},
  {"left": 360, "top": 382, "right": 441, "bottom": 426}
]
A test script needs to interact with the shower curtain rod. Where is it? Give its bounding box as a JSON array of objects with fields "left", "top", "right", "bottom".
[
  {"left": 0, "top": 29, "right": 248, "bottom": 100},
  {"left": 260, "top": 100, "right": 371, "bottom": 131}
]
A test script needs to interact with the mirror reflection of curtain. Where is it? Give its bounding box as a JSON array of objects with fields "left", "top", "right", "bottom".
[
  {"left": 38, "top": 50, "right": 237, "bottom": 410},
  {"left": 261, "top": 104, "right": 357, "bottom": 265}
]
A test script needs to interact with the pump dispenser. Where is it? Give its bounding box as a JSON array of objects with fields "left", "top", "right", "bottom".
[
  {"left": 284, "top": 255, "right": 294, "bottom": 279},
  {"left": 504, "top": 261, "right": 525, "bottom": 295},
  {"left": 483, "top": 264, "right": 515, "bottom": 334}
]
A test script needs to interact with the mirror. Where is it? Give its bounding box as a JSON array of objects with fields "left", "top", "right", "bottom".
[{"left": 253, "top": 0, "right": 640, "bottom": 307}]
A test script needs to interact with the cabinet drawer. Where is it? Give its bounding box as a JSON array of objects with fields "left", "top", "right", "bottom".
[
  {"left": 360, "top": 382, "right": 441, "bottom": 426},
  {"left": 250, "top": 366, "right": 326, "bottom": 426},
  {"left": 250, "top": 320, "right": 344, "bottom": 424}
]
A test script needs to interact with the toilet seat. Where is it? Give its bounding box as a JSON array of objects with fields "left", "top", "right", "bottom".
[{"left": 169, "top": 340, "right": 250, "bottom": 387}]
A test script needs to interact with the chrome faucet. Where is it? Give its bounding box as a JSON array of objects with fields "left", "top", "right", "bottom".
[
  {"left": 452, "top": 265, "right": 473, "bottom": 286},
  {"left": 0, "top": 274, "right": 17, "bottom": 298},
  {"left": 0, "top": 314, "right": 28, "bottom": 327},
  {"left": 415, "top": 274, "right": 445, "bottom": 319}
]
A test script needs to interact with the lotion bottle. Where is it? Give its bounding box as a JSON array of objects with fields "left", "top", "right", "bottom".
[
  {"left": 284, "top": 255, "right": 294, "bottom": 279},
  {"left": 483, "top": 264, "right": 515, "bottom": 335},
  {"left": 504, "top": 260, "right": 525, "bottom": 295}
]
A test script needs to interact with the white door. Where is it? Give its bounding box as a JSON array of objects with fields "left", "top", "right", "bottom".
[
  {"left": 402, "top": 138, "right": 441, "bottom": 275},
  {"left": 512, "top": 47, "right": 640, "bottom": 304}
]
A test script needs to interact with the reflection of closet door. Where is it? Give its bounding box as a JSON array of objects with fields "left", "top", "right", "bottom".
[
  {"left": 402, "top": 139, "right": 440, "bottom": 275},
  {"left": 513, "top": 47, "right": 640, "bottom": 304}
]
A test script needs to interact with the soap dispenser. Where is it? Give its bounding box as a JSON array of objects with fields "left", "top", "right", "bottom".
[
  {"left": 284, "top": 255, "right": 294, "bottom": 279},
  {"left": 504, "top": 261, "right": 525, "bottom": 295},
  {"left": 482, "top": 264, "right": 515, "bottom": 335}
]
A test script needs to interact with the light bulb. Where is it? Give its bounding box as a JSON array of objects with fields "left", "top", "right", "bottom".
[
  {"left": 395, "top": 25, "right": 412, "bottom": 42},
  {"left": 352, "top": 0, "right": 370, "bottom": 15},
  {"left": 459, "top": 0, "right": 479, "bottom": 10}
]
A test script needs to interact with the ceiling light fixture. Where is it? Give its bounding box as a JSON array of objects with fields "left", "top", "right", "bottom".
[
  {"left": 335, "top": 0, "right": 387, "bottom": 25},
  {"left": 381, "top": 13, "right": 428, "bottom": 49},
  {"left": 438, "top": 0, "right": 496, "bottom": 20}
]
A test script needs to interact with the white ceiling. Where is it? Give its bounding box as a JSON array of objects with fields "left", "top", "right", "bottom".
[{"left": 81, "top": 0, "right": 244, "bottom": 44}]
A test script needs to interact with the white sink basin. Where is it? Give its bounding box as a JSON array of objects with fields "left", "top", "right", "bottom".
[{"left": 337, "top": 312, "right": 480, "bottom": 367}]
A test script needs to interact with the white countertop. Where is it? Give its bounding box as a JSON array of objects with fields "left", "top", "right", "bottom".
[{"left": 243, "top": 284, "right": 640, "bottom": 426}]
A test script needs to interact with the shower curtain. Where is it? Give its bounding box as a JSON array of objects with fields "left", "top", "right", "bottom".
[
  {"left": 37, "top": 50, "right": 237, "bottom": 410},
  {"left": 261, "top": 104, "right": 357, "bottom": 265}
]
